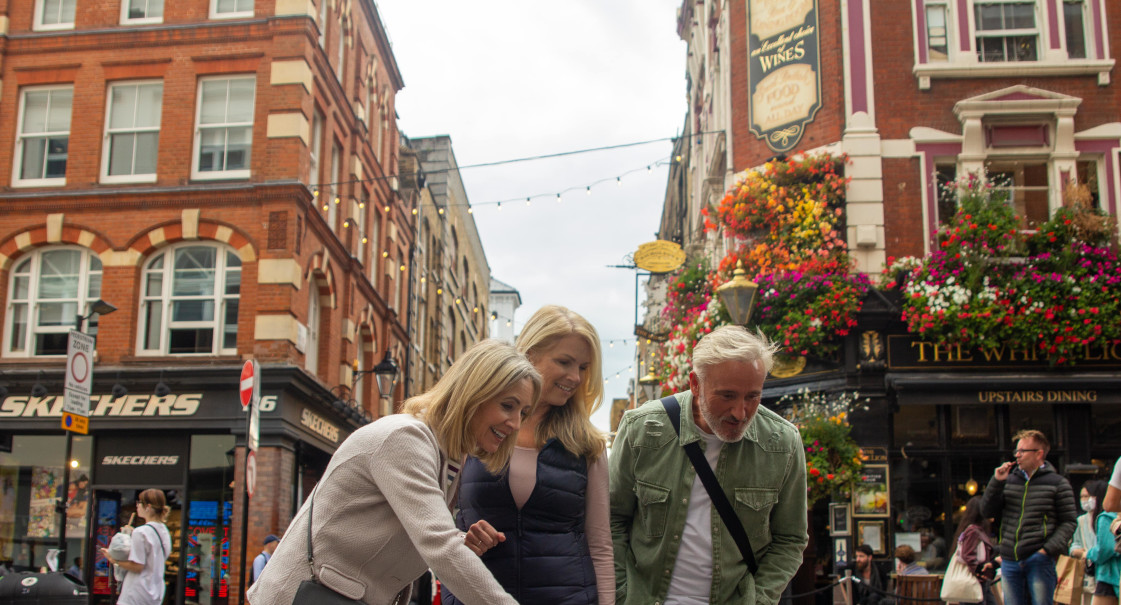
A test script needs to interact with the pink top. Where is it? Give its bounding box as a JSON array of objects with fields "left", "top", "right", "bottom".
[{"left": 509, "top": 446, "right": 614, "bottom": 605}]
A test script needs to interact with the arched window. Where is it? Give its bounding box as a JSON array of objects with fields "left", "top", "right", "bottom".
[
  {"left": 5, "top": 247, "right": 103, "bottom": 356},
  {"left": 139, "top": 244, "right": 241, "bottom": 355}
]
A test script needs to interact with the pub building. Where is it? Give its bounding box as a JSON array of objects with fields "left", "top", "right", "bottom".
[
  {"left": 0, "top": 365, "right": 358, "bottom": 604},
  {"left": 758, "top": 294, "right": 1121, "bottom": 573},
  {"left": 665, "top": 0, "right": 1121, "bottom": 580}
]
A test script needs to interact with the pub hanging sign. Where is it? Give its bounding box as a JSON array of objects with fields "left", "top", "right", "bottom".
[{"left": 747, "top": 0, "right": 822, "bottom": 153}]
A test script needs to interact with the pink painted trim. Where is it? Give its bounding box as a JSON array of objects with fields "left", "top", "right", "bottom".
[
  {"left": 1092, "top": 0, "right": 1105, "bottom": 59},
  {"left": 849, "top": 0, "right": 868, "bottom": 113},
  {"left": 915, "top": 0, "right": 929, "bottom": 63},
  {"left": 1047, "top": 0, "right": 1061, "bottom": 50},
  {"left": 957, "top": 0, "right": 971, "bottom": 52}
]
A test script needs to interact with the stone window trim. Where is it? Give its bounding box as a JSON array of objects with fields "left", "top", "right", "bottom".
[
  {"left": 911, "top": 0, "right": 1114, "bottom": 89},
  {"left": 911, "top": 85, "right": 1120, "bottom": 251}
]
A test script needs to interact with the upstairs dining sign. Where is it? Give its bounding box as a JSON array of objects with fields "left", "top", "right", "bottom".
[{"left": 747, "top": 0, "right": 822, "bottom": 153}]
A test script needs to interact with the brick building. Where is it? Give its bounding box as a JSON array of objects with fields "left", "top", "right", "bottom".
[
  {"left": 0, "top": 0, "right": 412, "bottom": 602},
  {"left": 653, "top": 0, "right": 1121, "bottom": 591}
]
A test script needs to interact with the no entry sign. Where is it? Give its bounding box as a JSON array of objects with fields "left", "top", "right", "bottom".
[{"left": 240, "top": 360, "right": 257, "bottom": 411}]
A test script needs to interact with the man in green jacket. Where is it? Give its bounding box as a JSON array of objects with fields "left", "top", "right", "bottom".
[{"left": 609, "top": 326, "right": 808, "bottom": 604}]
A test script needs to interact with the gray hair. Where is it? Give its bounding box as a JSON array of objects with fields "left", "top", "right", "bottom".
[{"left": 692, "top": 325, "right": 778, "bottom": 378}]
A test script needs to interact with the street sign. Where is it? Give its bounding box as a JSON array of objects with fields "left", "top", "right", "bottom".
[
  {"left": 64, "top": 331, "right": 96, "bottom": 427},
  {"left": 239, "top": 360, "right": 256, "bottom": 411},
  {"left": 246, "top": 451, "right": 257, "bottom": 499},
  {"left": 61, "top": 412, "right": 88, "bottom": 434}
]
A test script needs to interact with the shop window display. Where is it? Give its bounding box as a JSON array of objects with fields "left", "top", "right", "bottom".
[
  {"left": 184, "top": 435, "right": 236, "bottom": 605},
  {"left": 0, "top": 435, "right": 92, "bottom": 574}
]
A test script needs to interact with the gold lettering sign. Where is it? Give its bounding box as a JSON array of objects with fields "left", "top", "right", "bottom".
[
  {"left": 976, "top": 390, "right": 1098, "bottom": 404},
  {"left": 747, "top": 0, "right": 822, "bottom": 153},
  {"left": 751, "top": 64, "right": 818, "bottom": 133},
  {"left": 750, "top": 0, "right": 813, "bottom": 40},
  {"left": 633, "top": 240, "right": 687, "bottom": 274}
]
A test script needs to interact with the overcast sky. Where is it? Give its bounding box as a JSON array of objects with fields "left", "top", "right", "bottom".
[{"left": 377, "top": 1, "right": 688, "bottom": 432}]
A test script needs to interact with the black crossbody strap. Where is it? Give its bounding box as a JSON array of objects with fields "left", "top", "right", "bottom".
[{"left": 662, "top": 395, "right": 759, "bottom": 575}]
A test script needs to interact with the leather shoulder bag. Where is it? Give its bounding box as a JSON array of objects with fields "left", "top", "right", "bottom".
[{"left": 661, "top": 394, "right": 759, "bottom": 575}]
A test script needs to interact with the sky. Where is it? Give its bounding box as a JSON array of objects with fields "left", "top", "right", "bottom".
[{"left": 377, "top": 1, "right": 689, "bottom": 433}]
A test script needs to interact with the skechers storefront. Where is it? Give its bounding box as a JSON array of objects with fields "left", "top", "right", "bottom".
[{"left": 0, "top": 366, "right": 356, "bottom": 605}]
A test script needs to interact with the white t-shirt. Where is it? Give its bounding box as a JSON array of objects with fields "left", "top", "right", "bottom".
[
  {"left": 665, "top": 431, "right": 725, "bottom": 605},
  {"left": 1111, "top": 458, "right": 1121, "bottom": 490},
  {"left": 118, "top": 522, "right": 171, "bottom": 605}
]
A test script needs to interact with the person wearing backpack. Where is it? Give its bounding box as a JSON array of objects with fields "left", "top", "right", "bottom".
[{"left": 100, "top": 489, "right": 172, "bottom": 605}]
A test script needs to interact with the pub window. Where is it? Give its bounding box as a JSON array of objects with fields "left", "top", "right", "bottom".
[
  {"left": 1076, "top": 159, "right": 1102, "bottom": 211},
  {"left": 1063, "top": 0, "right": 1088, "bottom": 59},
  {"left": 935, "top": 164, "right": 958, "bottom": 225},
  {"left": 893, "top": 404, "right": 940, "bottom": 447},
  {"left": 139, "top": 244, "right": 241, "bottom": 355},
  {"left": 988, "top": 162, "right": 1050, "bottom": 230},
  {"left": 951, "top": 405, "right": 997, "bottom": 445},
  {"left": 4, "top": 247, "right": 103, "bottom": 357},
  {"left": 1007, "top": 406, "right": 1058, "bottom": 449},
  {"left": 1091, "top": 405, "right": 1121, "bottom": 446},
  {"left": 974, "top": 1, "right": 1038, "bottom": 62},
  {"left": 925, "top": 1, "right": 951, "bottom": 61}
]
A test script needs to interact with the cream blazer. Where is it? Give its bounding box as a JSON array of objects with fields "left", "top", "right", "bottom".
[{"left": 246, "top": 414, "right": 517, "bottom": 605}]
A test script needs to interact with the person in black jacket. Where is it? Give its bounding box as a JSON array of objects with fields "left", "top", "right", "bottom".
[
  {"left": 981, "top": 429, "right": 1078, "bottom": 605},
  {"left": 852, "top": 544, "right": 892, "bottom": 605}
]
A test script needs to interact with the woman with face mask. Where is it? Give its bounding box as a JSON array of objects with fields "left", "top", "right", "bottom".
[
  {"left": 1071, "top": 480, "right": 1107, "bottom": 605},
  {"left": 442, "top": 305, "right": 611, "bottom": 605}
]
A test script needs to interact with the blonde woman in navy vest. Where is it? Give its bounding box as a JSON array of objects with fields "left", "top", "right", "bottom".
[{"left": 444, "top": 305, "right": 612, "bottom": 604}]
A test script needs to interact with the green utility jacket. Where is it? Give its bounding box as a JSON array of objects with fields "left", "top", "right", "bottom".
[{"left": 609, "top": 391, "right": 808, "bottom": 605}]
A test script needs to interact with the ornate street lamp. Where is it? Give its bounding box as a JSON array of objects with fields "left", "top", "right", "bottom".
[
  {"left": 637, "top": 371, "right": 661, "bottom": 403},
  {"left": 373, "top": 350, "right": 399, "bottom": 402},
  {"left": 716, "top": 260, "right": 759, "bottom": 325}
]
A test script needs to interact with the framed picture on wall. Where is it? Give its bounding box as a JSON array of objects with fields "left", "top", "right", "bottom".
[
  {"left": 858, "top": 520, "right": 886, "bottom": 555},
  {"left": 853, "top": 463, "right": 890, "bottom": 517},
  {"left": 830, "top": 503, "right": 851, "bottom": 536},
  {"left": 834, "top": 537, "right": 849, "bottom": 568}
]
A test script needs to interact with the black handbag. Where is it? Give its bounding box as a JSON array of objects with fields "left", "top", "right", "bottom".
[
  {"left": 291, "top": 486, "right": 364, "bottom": 605},
  {"left": 661, "top": 395, "right": 759, "bottom": 574}
]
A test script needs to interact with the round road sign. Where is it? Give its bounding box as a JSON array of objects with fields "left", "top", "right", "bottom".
[{"left": 240, "top": 360, "right": 255, "bottom": 410}]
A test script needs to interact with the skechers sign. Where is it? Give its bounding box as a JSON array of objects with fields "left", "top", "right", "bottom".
[
  {"left": 0, "top": 394, "right": 279, "bottom": 418},
  {"left": 96, "top": 435, "right": 188, "bottom": 485}
]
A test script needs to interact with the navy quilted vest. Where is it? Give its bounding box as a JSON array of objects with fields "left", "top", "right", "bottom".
[{"left": 442, "top": 439, "right": 597, "bottom": 605}]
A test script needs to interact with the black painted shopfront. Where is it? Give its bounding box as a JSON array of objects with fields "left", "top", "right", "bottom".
[{"left": 0, "top": 366, "right": 354, "bottom": 605}]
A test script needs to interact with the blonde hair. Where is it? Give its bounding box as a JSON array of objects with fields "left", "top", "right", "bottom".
[
  {"left": 692, "top": 325, "right": 778, "bottom": 377},
  {"left": 402, "top": 339, "right": 541, "bottom": 473},
  {"left": 516, "top": 305, "right": 606, "bottom": 461}
]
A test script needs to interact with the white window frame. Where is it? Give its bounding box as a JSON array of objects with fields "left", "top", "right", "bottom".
[
  {"left": 912, "top": 0, "right": 1113, "bottom": 88},
  {"left": 328, "top": 142, "right": 342, "bottom": 229},
  {"left": 101, "top": 80, "right": 163, "bottom": 184},
  {"left": 209, "top": 0, "right": 253, "bottom": 20},
  {"left": 121, "top": 0, "right": 164, "bottom": 24},
  {"left": 191, "top": 75, "right": 255, "bottom": 181},
  {"left": 318, "top": 0, "right": 329, "bottom": 48},
  {"left": 309, "top": 110, "right": 323, "bottom": 189},
  {"left": 974, "top": 0, "right": 1041, "bottom": 63},
  {"left": 336, "top": 21, "right": 346, "bottom": 84},
  {"left": 33, "top": 0, "right": 76, "bottom": 31},
  {"left": 13, "top": 85, "right": 73, "bottom": 188},
  {"left": 138, "top": 244, "right": 241, "bottom": 356},
  {"left": 3, "top": 247, "right": 103, "bottom": 358},
  {"left": 924, "top": 0, "right": 952, "bottom": 62},
  {"left": 1061, "top": 0, "right": 1090, "bottom": 60},
  {"left": 305, "top": 285, "right": 320, "bottom": 374}
]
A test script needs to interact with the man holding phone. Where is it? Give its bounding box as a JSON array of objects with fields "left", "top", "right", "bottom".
[{"left": 981, "top": 429, "right": 1078, "bottom": 605}]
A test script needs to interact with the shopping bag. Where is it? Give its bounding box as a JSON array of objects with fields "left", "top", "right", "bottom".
[
  {"left": 1054, "top": 554, "right": 1086, "bottom": 605},
  {"left": 941, "top": 551, "right": 983, "bottom": 603}
]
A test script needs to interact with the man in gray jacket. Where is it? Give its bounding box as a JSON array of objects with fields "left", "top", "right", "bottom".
[{"left": 981, "top": 429, "right": 1078, "bottom": 605}]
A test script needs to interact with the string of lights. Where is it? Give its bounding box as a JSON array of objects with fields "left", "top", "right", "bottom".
[
  {"left": 316, "top": 156, "right": 672, "bottom": 217},
  {"left": 308, "top": 130, "right": 721, "bottom": 196}
]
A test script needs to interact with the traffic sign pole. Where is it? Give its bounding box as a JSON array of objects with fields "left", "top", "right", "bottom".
[{"left": 238, "top": 359, "right": 260, "bottom": 603}]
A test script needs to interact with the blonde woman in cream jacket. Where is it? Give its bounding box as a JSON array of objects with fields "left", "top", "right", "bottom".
[{"left": 247, "top": 339, "right": 540, "bottom": 605}]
